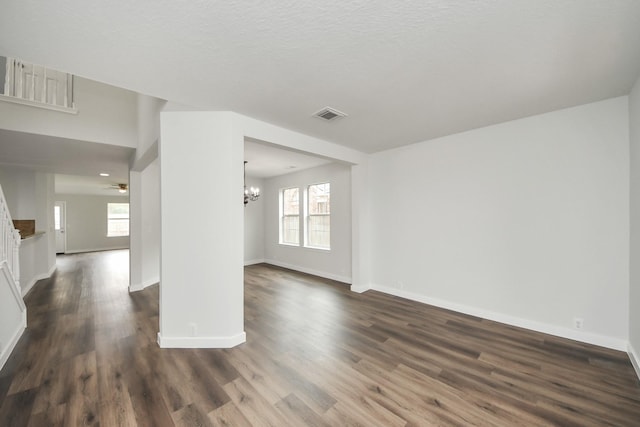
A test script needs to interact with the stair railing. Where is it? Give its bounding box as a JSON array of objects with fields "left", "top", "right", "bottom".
[
  {"left": 2, "top": 56, "right": 75, "bottom": 112},
  {"left": 0, "top": 185, "right": 21, "bottom": 292}
]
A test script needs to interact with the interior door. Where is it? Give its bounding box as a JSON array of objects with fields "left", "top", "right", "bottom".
[{"left": 54, "top": 201, "right": 66, "bottom": 254}]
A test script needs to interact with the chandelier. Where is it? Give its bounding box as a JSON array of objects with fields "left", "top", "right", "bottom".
[{"left": 244, "top": 161, "right": 260, "bottom": 205}]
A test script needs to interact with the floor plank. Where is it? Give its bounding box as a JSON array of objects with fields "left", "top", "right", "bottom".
[{"left": 1, "top": 251, "right": 639, "bottom": 426}]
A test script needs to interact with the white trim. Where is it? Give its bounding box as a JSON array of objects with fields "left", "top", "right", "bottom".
[
  {"left": 278, "top": 242, "right": 300, "bottom": 248},
  {"left": 350, "top": 283, "right": 371, "bottom": 293},
  {"left": 263, "top": 258, "right": 351, "bottom": 284},
  {"left": 0, "top": 314, "right": 26, "bottom": 371},
  {"left": 371, "top": 284, "right": 627, "bottom": 351},
  {"left": 0, "top": 94, "right": 78, "bottom": 114},
  {"left": 131, "top": 140, "right": 159, "bottom": 172},
  {"left": 47, "top": 263, "right": 57, "bottom": 277},
  {"left": 21, "top": 264, "right": 57, "bottom": 297},
  {"left": 157, "top": 331, "right": 246, "bottom": 348},
  {"left": 244, "top": 258, "right": 265, "bottom": 266},
  {"left": 1, "top": 261, "right": 25, "bottom": 310},
  {"left": 64, "top": 246, "right": 129, "bottom": 254},
  {"left": 629, "top": 342, "right": 640, "bottom": 382},
  {"left": 129, "top": 276, "right": 159, "bottom": 292}
]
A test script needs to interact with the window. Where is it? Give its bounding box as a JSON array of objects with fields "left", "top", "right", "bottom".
[
  {"left": 306, "top": 183, "right": 330, "bottom": 249},
  {"left": 107, "top": 203, "right": 129, "bottom": 237},
  {"left": 54, "top": 205, "right": 61, "bottom": 230},
  {"left": 280, "top": 188, "right": 299, "bottom": 245}
]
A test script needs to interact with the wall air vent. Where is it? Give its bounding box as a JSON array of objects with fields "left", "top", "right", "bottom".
[{"left": 313, "top": 107, "right": 347, "bottom": 121}]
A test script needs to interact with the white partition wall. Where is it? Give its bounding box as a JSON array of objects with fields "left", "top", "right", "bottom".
[
  {"left": 158, "top": 111, "right": 245, "bottom": 348},
  {"left": 629, "top": 74, "right": 640, "bottom": 375}
]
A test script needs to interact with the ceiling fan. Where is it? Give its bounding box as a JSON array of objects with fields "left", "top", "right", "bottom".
[{"left": 106, "top": 183, "right": 128, "bottom": 193}]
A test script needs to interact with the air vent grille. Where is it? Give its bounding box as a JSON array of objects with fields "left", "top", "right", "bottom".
[{"left": 313, "top": 107, "right": 347, "bottom": 121}]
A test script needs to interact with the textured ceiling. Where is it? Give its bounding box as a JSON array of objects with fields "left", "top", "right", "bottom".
[
  {"left": 1, "top": 1, "right": 640, "bottom": 153},
  {"left": 244, "top": 139, "right": 331, "bottom": 178}
]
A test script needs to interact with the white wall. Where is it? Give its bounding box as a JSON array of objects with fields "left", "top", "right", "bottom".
[
  {"left": 0, "top": 166, "right": 56, "bottom": 294},
  {"left": 264, "top": 163, "right": 352, "bottom": 283},
  {"left": 629, "top": 74, "right": 640, "bottom": 373},
  {"left": 0, "top": 77, "right": 138, "bottom": 148},
  {"left": 244, "top": 176, "right": 264, "bottom": 264},
  {"left": 140, "top": 161, "right": 160, "bottom": 287},
  {"left": 0, "top": 166, "right": 36, "bottom": 218},
  {"left": 369, "top": 97, "right": 630, "bottom": 349},
  {"left": 129, "top": 93, "right": 164, "bottom": 291},
  {"left": 54, "top": 193, "right": 130, "bottom": 253}
]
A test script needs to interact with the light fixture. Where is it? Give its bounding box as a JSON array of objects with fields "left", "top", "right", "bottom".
[
  {"left": 117, "top": 183, "right": 127, "bottom": 193},
  {"left": 244, "top": 161, "right": 260, "bottom": 206},
  {"left": 99, "top": 172, "right": 110, "bottom": 177}
]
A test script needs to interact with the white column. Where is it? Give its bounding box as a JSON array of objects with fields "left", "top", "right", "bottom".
[
  {"left": 129, "top": 170, "right": 143, "bottom": 291},
  {"left": 351, "top": 160, "right": 372, "bottom": 293},
  {"left": 158, "top": 111, "right": 245, "bottom": 348},
  {"left": 129, "top": 162, "right": 161, "bottom": 292},
  {"left": 34, "top": 172, "right": 56, "bottom": 277}
]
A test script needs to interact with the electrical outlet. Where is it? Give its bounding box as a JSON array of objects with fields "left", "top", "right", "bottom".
[
  {"left": 573, "top": 318, "right": 584, "bottom": 330},
  {"left": 189, "top": 322, "right": 197, "bottom": 337}
]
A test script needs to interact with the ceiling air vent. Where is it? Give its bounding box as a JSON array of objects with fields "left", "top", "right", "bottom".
[{"left": 313, "top": 107, "right": 347, "bottom": 122}]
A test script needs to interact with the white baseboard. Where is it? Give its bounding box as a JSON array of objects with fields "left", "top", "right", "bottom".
[
  {"left": 244, "top": 258, "right": 265, "bottom": 266},
  {"left": 629, "top": 342, "right": 640, "bottom": 382},
  {"left": 350, "top": 283, "right": 372, "bottom": 293},
  {"left": 371, "top": 284, "right": 627, "bottom": 351},
  {"left": 47, "top": 263, "right": 57, "bottom": 277},
  {"left": 64, "top": 246, "right": 129, "bottom": 254},
  {"left": 0, "top": 313, "right": 26, "bottom": 371},
  {"left": 157, "top": 331, "right": 246, "bottom": 348},
  {"left": 21, "top": 263, "right": 57, "bottom": 297},
  {"left": 21, "top": 278, "right": 37, "bottom": 297},
  {"left": 263, "top": 259, "right": 351, "bottom": 284},
  {"left": 129, "top": 276, "right": 159, "bottom": 292}
]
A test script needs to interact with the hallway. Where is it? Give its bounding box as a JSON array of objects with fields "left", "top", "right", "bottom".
[{"left": 1, "top": 251, "right": 640, "bottom": 426}]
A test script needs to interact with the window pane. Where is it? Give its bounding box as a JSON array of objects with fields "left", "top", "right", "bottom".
[
  {"left": 108, "top": 203, "right": 129, "bottom": 217},
  {"left": 308, "top": 183, "right": 330, "bottom": 214},
  {"left": 308, "top": 215, "right": 330, "bottom": 248},
  {"left": 107, "top": 219, "right": 129, "bottom": 237},
  {"left": 54, "top": 206, "right": 61, "bottom": 230},
  {"left": 282, "top": 215, "right": 299, "bottom": 244},
  {"left": 283, "top": 188, "right": 299, "bottom": 215},
  {"left": 281, "top": 187, "right": 300, "bottom": 245}
]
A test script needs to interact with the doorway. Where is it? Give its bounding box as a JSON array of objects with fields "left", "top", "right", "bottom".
[{"left": 54, "top": 201, "right": 66, "bottom": 254}]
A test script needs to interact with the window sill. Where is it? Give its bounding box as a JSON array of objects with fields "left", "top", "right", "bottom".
[{"left": 303, "top": 245, "right": 331, "bottom": 252}]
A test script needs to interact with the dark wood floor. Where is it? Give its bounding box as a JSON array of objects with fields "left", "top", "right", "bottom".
[{"left": 1, "top": 251, "right": 640, "bottom": 426}]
